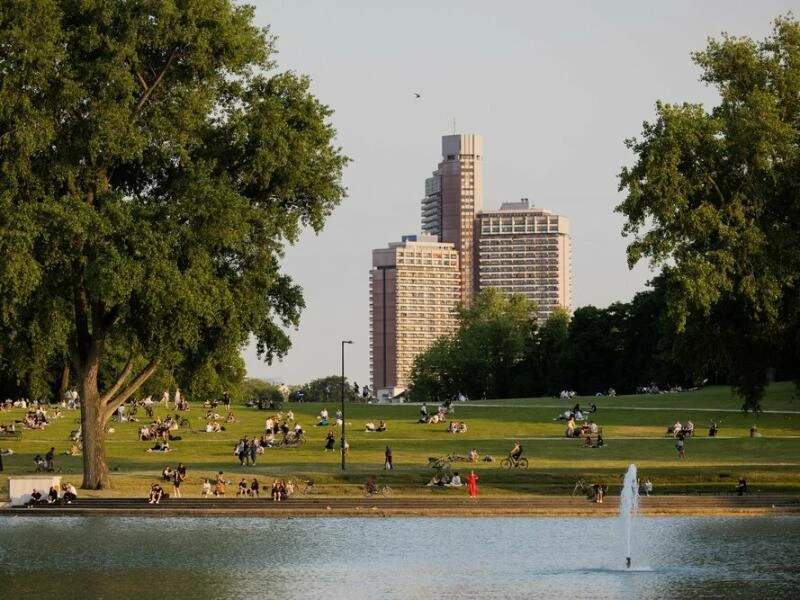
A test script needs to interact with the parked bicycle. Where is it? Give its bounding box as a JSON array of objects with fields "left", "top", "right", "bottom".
[{"left": 364, "top": 481, "right": 392, "bottom": 496}]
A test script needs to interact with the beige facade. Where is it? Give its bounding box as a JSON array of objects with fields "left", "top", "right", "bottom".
[
  {"left": 421, "top": 133, "right": 483, "bottom": 304},
  {"left": 370, "top": 236, "right": 461, "bottom": 397},
  {"left": 476, "top": 199, "right": 572, "bottom": 320}
]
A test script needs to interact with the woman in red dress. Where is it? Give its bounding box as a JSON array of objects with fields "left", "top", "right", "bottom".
[{"left": 466, "top": 470, "right": 479, "bottom": 498}]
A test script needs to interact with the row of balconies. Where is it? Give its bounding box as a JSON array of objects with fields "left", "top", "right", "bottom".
[{"left": 479, "top": 238, "right": 560, "bottom": 247}]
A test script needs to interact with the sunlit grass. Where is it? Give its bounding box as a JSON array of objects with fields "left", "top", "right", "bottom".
[{"left": 1, "top": 383, "right": 798, "bottom": 498}]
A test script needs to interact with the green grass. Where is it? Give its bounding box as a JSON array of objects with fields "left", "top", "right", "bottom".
[{"left": 1, "top": 383, "right": 798, "bottom": 499}]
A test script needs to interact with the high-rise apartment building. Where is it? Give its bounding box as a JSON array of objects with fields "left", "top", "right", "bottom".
[
  {"left": 421, "top": 133, "right": 483, "bottom": 304},
  {"left": 372, "top": 134, "right": 571, "bottom": 397},
  {"left": 370, "top": 235, "right": 461, "bottom": 400},
  {"left": 476, "top": 199, "right": 572, "bottom": 320}
]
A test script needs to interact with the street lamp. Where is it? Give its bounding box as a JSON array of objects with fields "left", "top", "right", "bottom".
[{"left": 341, "top": 340, "right": 353, "bottom": 470}]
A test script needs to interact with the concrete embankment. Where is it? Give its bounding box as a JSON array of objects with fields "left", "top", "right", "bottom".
[{"left": 2, "top": 495, "right": 798, "bottom": 518}]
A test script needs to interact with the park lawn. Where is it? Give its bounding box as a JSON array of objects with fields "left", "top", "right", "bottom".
[{"left": 1, "top": 383, "right": 799, "bottom": 499}]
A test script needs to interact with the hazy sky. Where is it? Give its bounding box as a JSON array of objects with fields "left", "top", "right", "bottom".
[{"left": 242, "top": 0, "right": 796, "bottom": 386}]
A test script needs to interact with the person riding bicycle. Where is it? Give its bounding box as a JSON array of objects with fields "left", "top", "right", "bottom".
[{"left": 510, "top": 440, "right": 523, "bottom": 464}]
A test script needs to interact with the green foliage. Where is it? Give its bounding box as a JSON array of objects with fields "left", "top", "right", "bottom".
[
  {"left": 0, "top": 0, "right": 348, "bottom": 487},
  {"left": 617, "top": 16, "right": 800, "bottom": 412},
  {"left": 240, "top": 378, "right": 284, "bottom": 405},
  {"left": 410, "top": 289, "right": 538, "bottom": 400},
  {"left": 298, "top": 375, "right": 348, "bottom": 403}
]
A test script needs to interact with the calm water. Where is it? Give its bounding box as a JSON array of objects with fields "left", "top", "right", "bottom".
[{"left": 1, "top": 515, "right": 798, "bottom": 599}]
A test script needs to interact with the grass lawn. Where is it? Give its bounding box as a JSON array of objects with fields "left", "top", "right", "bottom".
[{"left": 1, "top": 383, "right": 798, "bottom": 499}]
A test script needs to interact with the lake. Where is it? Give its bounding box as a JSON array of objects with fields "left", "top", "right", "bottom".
[{"left": 1, "top": 515, "right": 798, "bottom": 599}]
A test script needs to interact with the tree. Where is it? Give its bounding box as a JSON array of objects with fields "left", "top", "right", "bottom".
[
  {"left": 298, "top": 375, "right": 347, "bottom": 403},
  {"left": 616, "top": 16, "right": 800, "bottom": 411},
  {"left": 529, "top": 307, "right": 570, "bottom": 396},
  {"left": 409, "top": 289, "right": 537, "bottom": 400},
  {"left": 0, "top": 1, "right": 347, "bottom": 487}
]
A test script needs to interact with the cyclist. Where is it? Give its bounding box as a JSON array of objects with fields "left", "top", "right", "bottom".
[{"left": 509, "top": 440, "right": 523, "bottom": 465}]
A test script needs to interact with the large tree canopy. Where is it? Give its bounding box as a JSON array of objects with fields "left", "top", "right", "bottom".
[
  {"left": 0, "top": 0, "right": 347, "bottom": 487},
  {"left": 409, "top": 288, "right": 538, "bottom": 401},
  {"left": 617, "top": 16, "right": 800, "bottom": 412}
]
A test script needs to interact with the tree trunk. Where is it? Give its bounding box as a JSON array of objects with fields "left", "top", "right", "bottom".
[
  {"left": 80, "top": 365, "right": 110, "bottom": 489},
  {"left": 58, "top": 364, "right": 70, "bottom": 406}
]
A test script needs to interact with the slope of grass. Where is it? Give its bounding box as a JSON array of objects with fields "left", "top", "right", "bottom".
[{"left": 1, "top": 383, "right": 798, "bottom": 499}]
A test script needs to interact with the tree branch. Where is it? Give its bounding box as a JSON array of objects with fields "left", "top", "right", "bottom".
[
  {"left": 99, "top": 358, "right": 134, "bottom": 407},
  {"left": 706, "top": 175, "right": 726, "bottom": 205},
  {"left": 73, "top": 283, "right": 91, "bottom": 367},
  {"left": 135, "top": 69, "right": 149, "bottom": 93},
  {"left": 102, "top": 359, "right": 161, "bottom": 422},
  {"left": 134, "top": 48, "right": 180, "bottom": 115}
]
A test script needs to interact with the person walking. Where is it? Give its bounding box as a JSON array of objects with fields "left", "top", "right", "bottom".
[
  {"left": 466, "top": 470, "right": 479, "bottom": 498},
  {"left": 676, "top": 432, "right": 686, "bottom": 460},
  {"left": 172, "top": 470, "right": 182, "bottom": 498},
  {"left": 384, "top": 445, "right": 393, "bottom": 470}
]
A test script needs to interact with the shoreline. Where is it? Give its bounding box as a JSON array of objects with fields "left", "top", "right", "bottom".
[{"left": 3, "top": 494, "right": 798, "bottom": 518}]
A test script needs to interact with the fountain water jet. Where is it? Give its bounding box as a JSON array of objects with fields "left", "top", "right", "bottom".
[{"left": 620, "top": 464, "right": 639, "bottom": 568}]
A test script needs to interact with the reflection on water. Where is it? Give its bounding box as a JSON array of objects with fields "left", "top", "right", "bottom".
[{"left": 1, "top": 516, "right": 798, "bottom": 599}]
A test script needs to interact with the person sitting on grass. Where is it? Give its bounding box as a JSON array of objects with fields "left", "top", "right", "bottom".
[
  {"left": 448, "top": 472, "right": 462, "bottom": 487},
  {"left": 365, "top": 476, "right": 377, "bottom": 494},
  {"left": 201, "top": 478, "right": 211, "bottom": 497},
  {"left": 237, "top": 478, "right": 248, "bottom": 496},
  {"left": 595, "top": 434, "right": 605, "bottom": 448},
  {"left": 376, "top": 420, "right": 387, "bottom": 432},
  {"left": 583, "top": 435, "right": 593, "bottom": 448},
  {"left": 364, "top": 421, "right": 376, "bottom": 432},
  {"left": 468, "top": 448, "right": 479, "bottom": 463},
  {"left": 162, "top": 466, "right": 174, "bottom": 481}
]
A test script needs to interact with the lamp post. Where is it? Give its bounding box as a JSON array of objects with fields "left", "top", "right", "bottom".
[{"left": 341, "top": 340, "right": 353, "bottom": 470}]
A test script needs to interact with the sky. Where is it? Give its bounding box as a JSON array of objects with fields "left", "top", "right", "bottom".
[{"left": 242, "top": 0, "right": 797, "bottom": 387}]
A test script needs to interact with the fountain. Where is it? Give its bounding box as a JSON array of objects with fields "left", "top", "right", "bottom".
[{"left": 620, "top": 463, "right": 639, "bottom": 568}]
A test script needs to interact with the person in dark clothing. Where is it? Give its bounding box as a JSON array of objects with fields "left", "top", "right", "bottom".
[
  {"left": 384, "top": 446, "right": 393, "bottom": 470},
  {"left": 44, "top": 447, "right": 55, "bottom": 472}
]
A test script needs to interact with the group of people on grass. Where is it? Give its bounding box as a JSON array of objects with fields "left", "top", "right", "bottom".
[
  {"left": 418, "top": 401, "right": 456, "bottom": 425},
  {"left": 315, "top": 407, "right": 341, "bottom": 427}
]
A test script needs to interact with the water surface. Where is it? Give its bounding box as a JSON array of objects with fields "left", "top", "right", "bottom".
[{"left": 1, "top": 516, "right": 797, "bottom": 599}]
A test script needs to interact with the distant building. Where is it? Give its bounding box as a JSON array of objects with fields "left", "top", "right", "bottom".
[
  {"left": 373, "top": 134, "right": 572, "bottom": 396},
  {"left": 421, "top": 133, "right": 483, "bottom": 304},
  {"left": 476, "top": 199, "right": 572, "bottom": 320},
  {"left": 370, "top": 235, "right": 461, "bottom": 401}
]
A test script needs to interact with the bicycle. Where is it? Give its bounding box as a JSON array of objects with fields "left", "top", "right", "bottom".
[
  {"left": 572, "top": 478, "right": 590, "bottom": 497},
  {"left": 500, "top": 455, "right": 528, "bottom": 469},
  {"left": 364, "top": 482, "right": 392, "bottom": 496}
]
